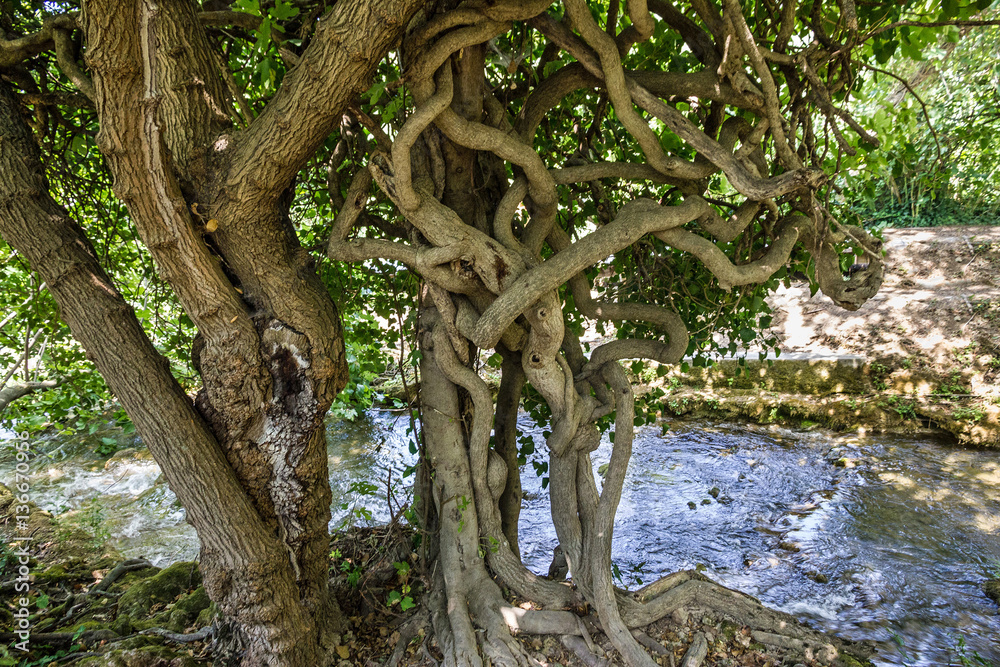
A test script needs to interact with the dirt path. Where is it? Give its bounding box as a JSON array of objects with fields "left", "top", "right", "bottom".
[{"left": 769, "top": 226, "right": 1000, "bottom": 393}]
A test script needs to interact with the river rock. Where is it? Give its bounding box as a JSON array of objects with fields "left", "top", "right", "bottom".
[{"left": 984, "top": 578, "right": 1000, "bottom": 605}]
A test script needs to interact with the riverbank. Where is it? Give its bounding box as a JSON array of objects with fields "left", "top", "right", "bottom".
[
  {"left": 652, "top": 226, "right": 1000, "bottom": 445},
  {"left": 2, "top": 480, "right": 882, "bottom": 667},
  {"left": 3, "top": 226, "right": 998, "bottom": 666}
]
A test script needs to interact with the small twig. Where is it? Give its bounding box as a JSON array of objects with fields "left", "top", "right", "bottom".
[
  {"left": 865, "top": 18, "right": 1000, "bottom": 40},
  {"left": 348, "top": 104, "right": 393, "bottom": 152}
]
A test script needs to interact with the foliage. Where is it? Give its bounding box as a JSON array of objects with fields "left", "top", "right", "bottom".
[
  {"left": 3, "top": 0, "right": 1000, "bottom": 664},
  {"left": 836, "top": 4, "right": 1000, "bottom": 229},
  {"left": 3, "top": 0, "right": 996, "bottom": 441}
]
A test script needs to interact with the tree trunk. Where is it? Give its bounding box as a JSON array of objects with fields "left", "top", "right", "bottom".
[
  {"left": 0, "top": 80, "right": 323, "bottom": 665},
  {"left": 2, "top": 0, "right": 424, "bottom": 662}
]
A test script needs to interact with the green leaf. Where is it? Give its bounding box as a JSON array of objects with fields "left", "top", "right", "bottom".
[
  {"left": 234, "top": 0, "right": 260, "bottom": 15},
  {"left": 270, "top": 0, "right": 299, "bottom": 21}
]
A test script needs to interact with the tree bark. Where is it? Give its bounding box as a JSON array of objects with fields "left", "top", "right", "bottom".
[
  {"left": 0, "top": 380, "right": 61, "bottom": 415},
  {"left": 0, "top": 80, "right": 320, "bottom": 665},
  {"left": 3, "top": 0, "right": 425, "bottom": 662}
]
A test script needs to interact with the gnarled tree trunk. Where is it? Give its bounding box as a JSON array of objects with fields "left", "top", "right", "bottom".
[
  {"left": 330, "top": 2, "right": 886, "bottom": 666},
  {"left": 1, "top": 0, "right": 424, "bottom": 663}
]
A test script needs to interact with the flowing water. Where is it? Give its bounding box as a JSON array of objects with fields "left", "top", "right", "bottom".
[{"left": 2, "top": 415, "right": 998, "bottom": 666}]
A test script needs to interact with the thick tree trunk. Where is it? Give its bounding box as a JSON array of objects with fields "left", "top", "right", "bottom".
[
  {"left": 0, "top": 81, "right": 323, "bottom": 666},
  {"left": 3, "top": 0, "right": 424, "bottom": 662}
]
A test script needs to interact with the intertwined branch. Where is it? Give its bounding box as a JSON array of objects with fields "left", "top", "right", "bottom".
[
  {"left": 328, "top": 0, "right": 886, "bottom": 356},
  {"left": 325, "top": 2, "right": 891, "bottom": 665}
]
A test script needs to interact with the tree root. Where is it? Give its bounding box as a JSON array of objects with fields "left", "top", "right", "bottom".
[
  {"left": 404, "top": 567, "right": 879, "bottom": 667},
  {"left": 139, "top": 625, "right": 215, "bottom": 643},
  {"left": 631, "top": 629, "right": 670, "bottom": 655},
  {"left": 620, "top": 571, "right": 879, "bottom": 665},
  {"left": 562, "top": 634, "right": 611, "bottom": 667},
  {"left": 678, "top": 632, "right": 707, "bottom": 667},
  {"left": 385, "top": 609, "right": 430, "bottom": 667}
]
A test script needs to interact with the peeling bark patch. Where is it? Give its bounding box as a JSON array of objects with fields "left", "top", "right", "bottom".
[
  {"left": 260, "top": 321, "right": 322, "bottom": 579},
  {"left": 269, "top": 346, "right": 307, "bottom": 413},
  {"left": 494, "top": 254, "right": 509, "bottom": 284}
]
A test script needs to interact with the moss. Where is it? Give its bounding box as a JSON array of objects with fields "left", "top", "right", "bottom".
[
  {"left": 194, "top": 601, "right": 220, "bottom": 628},
  {"left": 116, "top": 562, "right": 201, "bottom": 620},
  {"left": 146, "top": 586, "right": 211, "bottom": 633},
  {"left": 76, "top": 647, "right": 197, "bottom": 667},
  {"left": 112, "top": 614, "right": 134, "bottom": 637},
  {"left": 983, "top": 578, "right": 1000, "bottom": 605},
  {"left": 38, "top": 563, "right": 70, "bottom": 581}
]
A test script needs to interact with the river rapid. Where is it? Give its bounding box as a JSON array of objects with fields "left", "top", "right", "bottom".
[{"left": 2, "top": 414, "right": 998, "bottom": 666}]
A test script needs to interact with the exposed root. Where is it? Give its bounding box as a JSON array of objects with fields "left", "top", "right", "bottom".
[
  {"left": 678, "top": 632, "right": 707, "bottom": 667},
  {"left": 620, "top": 571, "right": 879, "bottom": 665},
  {"left": 139, "top": 625, "right": 215, "bottom": 643},
  {"left": 631, "top": 629, "right": 670, "bottom": 655},
  {"left": 562, "top": 634, "right": 611, "bottom": 667},
  {"left": 500, "top": 607, "right": 589, "bottom": 636},
  {"left": 385, "top": 609, "right": 429, "bottom": 667}
]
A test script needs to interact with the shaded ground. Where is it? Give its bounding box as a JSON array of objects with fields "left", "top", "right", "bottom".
[
  {"left": 770, "top": 226, "right": 1000, "bottom": 392},
  {"left": 656, "top": 226, "right": 1000, "bottom": 446},
  {"left": 3, "top": 483, "right": 877, "bottom": 667}
]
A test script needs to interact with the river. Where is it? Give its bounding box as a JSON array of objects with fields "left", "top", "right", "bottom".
[{"left": 2, "top": 413, "right": 998, "bottom": 666}]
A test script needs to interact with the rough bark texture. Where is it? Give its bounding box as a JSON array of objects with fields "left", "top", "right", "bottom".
[
  {"left": 4, "top": 1, "right": 889, "bottom": 665},
  {"left": 1, "top": 0, "right": 424, "bottom": 664},
  {"left": 0, "top": 80, "right": 318, "bottom": 665},
  {"left": 330, "top": 2, "right": 886, "bottom": 666}
]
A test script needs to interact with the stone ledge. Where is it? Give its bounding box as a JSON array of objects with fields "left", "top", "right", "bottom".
[{"left": 666, "top": 354, "right": 869, "bottom": 396}]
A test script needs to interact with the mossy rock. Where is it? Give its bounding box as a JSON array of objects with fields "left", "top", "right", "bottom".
[
  {"left": 37, "top": 563, "right": 73, "bottom": 581},
  {"left": 984, "top": 578, "right": 1000, "bottom": 605},
  {"left": 114, "top": 566, "right": 165, "bottom": 590},
  {"left": 117, "top": 562, "right": 201, "bottom": 620},
  {"left": 145, "top": 586, "right": 211, "bottom": 633},
  {"left": 112, "top": 614, "right": 135, "bottom": 637},
  {"left": 77, "top": 647, "right": 197, "bottom": 667},
  {"left": 194, "top": 601, "right": 220, "bottom": 628}
]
